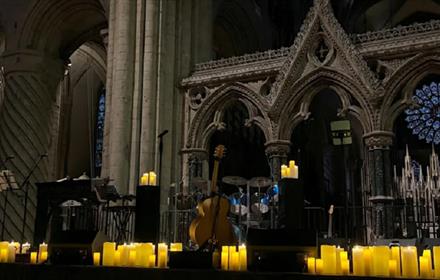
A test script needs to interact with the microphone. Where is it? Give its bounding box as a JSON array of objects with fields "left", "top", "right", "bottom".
[{"left": 157, "top": 130, "right": 169, "bottom": 138}]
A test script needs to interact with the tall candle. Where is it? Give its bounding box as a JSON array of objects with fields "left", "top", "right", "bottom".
[
  {"left": 103, "top": 242, "right": 116, "bottom": 266},
  {"left": 434, "top": 246, "right": 440, "bottom": 278},
  {"left": 228, "top": 246, "right": 236, "bottom": 270},
  {"left": 149, "top": 172, "right": 157, "bottom": 186},
  {"left": 363, "top": 247, "right": 373, "bottom": 276},
  {"left": 21, "top": 242, "right": 31, "bottom": 254},
  {"left": 341, "top": 259, "right": 349, "bottom": 275},
  {"left": 30, "top": 252, "right": 37, "bottom": 264},
  {"left": 136, "top": 243, "right": 149, "bottom": 267},
  {"left": 420, "top": 256, "right": 430, "bottom": 279},
  {"left": 423, "top": 249, "right": 433, "bottom": 278},
  {"left": 128, "top": 250, "right": 136, "bottom": 267},
  {"left": 140, "top": 173, "right": 149, "bottom": 185},
  {"left": 372, "top": 246, "right": 389, "bottom": 276},
  {"left": 157, "top": 243, "right": 168, "bottom": 268},
  {"left": 38, "top": 243, "right": 48, "bottom": 264},
  {"left": 316, "top": 259, "right": 324, "bottom": 274},
  {"left": 93, "top": 252, "right": 101, "bottom": 266},
  {"left": 401, "top": 246, "right": 418, "bottom": 278},
  {"left": 221, "top": 246, "right": 229, "bottom": 270},
  {"left": 0, "top": 249, "right": 7, "bottom": 263},
  {"left": 239, "top": 244, "right": 247, "bottom": 271},
  {"left": 7, "top": 242, "right": 16, "bottom": 263},
  {"left": 391, "top": 246, "right": 401, "bottom": 277},
  {"left": 307, "top": 257, "right": 316, "bottom": 274},
  {"left": 352, "top": 246, "right": 365, "bottom": 276},
  {"left": 335, "top": 248, "right": 344, "bottom": 275},
  {"left": 114, "top": 251, "right": 121, "bottom": 266},
  {"left": 118, "top": 244, "right": 129, "bottom": 266},
  {"left": 389, "top": 260, "right": 397, "bottom": 277},
  {"left": 148, "top": 254, "right": 156, "bottom": 268},
  {"left": 230, "top": 251, "right": 239, "bottom": 271},
  {"left": 40, "top": 251, "right": 48, "bottom": 263},
  {"left": 281, "top": 165, "right": 288, "bottom": 178},
  {"left": 321, "top": 245, "right": 337, "bottom": 275}
]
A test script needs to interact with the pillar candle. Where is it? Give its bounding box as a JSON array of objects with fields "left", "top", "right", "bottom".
[
  {"left": 30, "top": 252, "right": 37, "bottom": 264},
  {"left": 420, "top": 256, "right": 430, "bottom": 279},
  {"left": 148, "top": 254, "right": 156, "bottom": 268},
  {"left": 321, "top": 245, "right": 337, "bottom": 275},
  {"left": 21, "top": 242, "right": 31, "bottom": 254},
  {"left": 157, "top": 243, "right": 168, "bottom": 268},
  {"left": 423, "top": 249, "right": 433, "bottom": 278},
  {"left": 335, "top": 247, "right": 344, "bottom": 275},
  {"left": 140, "top": 173, "right": 149, "bottom": 185},
  {"left": 40, "top": 251, "right": 48, "bottom": 263},
  {"left": 434, "top": 246, "right": 440, "bottom": 278},
  {"left": 281, "top": 165, "right": 288, "bottom": 178},
  {"left": 230, "top": 251, "right": 239, "bottom": 271},
  {"left": 136, "top": 243, "right": 149, "bottom": 267},
  {"left": 149, "top": 172, "right": 157, "bottom": 186},
  {"left": 228, "top": 246, "right": 236, "bottom": 270},
  {"left": 363, "top": 247, "right": 373, "bottom": 276},
  {"left": 401, "top": 246, "right": 418, "bottom": 278},
  {"left": 391, "top": 246, "right": 401, "bottom": 277},
  {"left": 170, "top": 243, "right": 183, "bottom": 252},
  {"left": 0, "top": 249, "right": 7, "bottom": 263},
  {"left": 221, "top": 246, "right": 229, "bottom": 270},
  {"left": 316, "top": 259, "right": 324, "bottom": 274},
  {"left": 239, "top": 244, "right": 247, "bottom": 271},
  {"left": 38, "top": 243, "right": 48, "bottom": 263},
  {"left": 307, "top": 257, "right": 316, "bottom": 274},
  {"left": 118, "top": 244, "right": 129, "bottom": 266},
  {"left": 93, "top": 252, "right": 101, "bottom": 266},
  {"left": 341, "top": 259, "right": 349, "bottom": 275},
  {"left": 114, "top": 251, "right": 121, "bottom": 266},
  {"left": 372, "top": 246, "right": 390, "bottom": 276},
  {"left": 289, "top": 161, "right": 295, "bottom": 177},
  {"left": 128, "top": 250, "right": 136, "bottom": 267},
  {"left": 7, "top": 242, "right": 16, "bottom": 263},
  {"left": 103, "top": 242, "right": 116, "bottom": 266},
  {"left": 352, "top": 246, "right": 365, "bottom": 276},
  {"left": 389, "top": 259, "right": 397, "bottom": 278}
]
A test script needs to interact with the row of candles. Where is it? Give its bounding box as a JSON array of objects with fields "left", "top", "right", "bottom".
[
  {"left": 0, "top": 241, "right": 48, "bottom": 264},
  {"left": 281, "top": 160, "right": 299, "bottom": 179},
  {"left": 99, "top": 242, "right": 182, "bottom": 267},
  {"left": 308, "top": 245, "right": 440, "bottom": 278},
  {"left": 220, "top": 245, "right": 247, "bottom": 271},
  {"left": 139, "top": 171, "right": 157, "bottom": 186}
]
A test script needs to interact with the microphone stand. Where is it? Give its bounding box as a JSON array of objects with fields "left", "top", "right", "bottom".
[
  {"left": 157, "top": 130, "right": 168, "bottom": 187},
  {"left": 20, "top": 154, "right": 46, "bottom": 243}
]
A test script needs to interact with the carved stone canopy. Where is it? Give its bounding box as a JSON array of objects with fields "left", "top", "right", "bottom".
[{"left": 363, "top": 131, "right": 394, "bottom": 149}]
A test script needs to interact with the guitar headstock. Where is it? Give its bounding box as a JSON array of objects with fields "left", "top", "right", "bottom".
[
  {"left": 214, "top": 145, "right": 226, "bottom": 160},
  {"left": 328, "top": 204, "right": 334, "bottom": 215}
]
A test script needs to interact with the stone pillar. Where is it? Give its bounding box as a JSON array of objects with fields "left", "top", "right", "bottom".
[
  {"left": 0, "top": 50, "right": 63, "bottom": 240},
  {"left": 181, "top": 148, "right": 208, "bottom": 195},
  {"left": 364, "top": 131, "right": 394, "bottom": 239},
  {"left": 265, "top": 140, "right": 291, "bottom": 182}
]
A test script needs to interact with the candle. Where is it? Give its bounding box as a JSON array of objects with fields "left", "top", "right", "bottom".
[
  {"left": 0, "top": 249, "right": 7, "bottom": 263},
  {"left": 170, "top": 243, "right": 183, "bottom": 252},
  {"left": 38, "top": 243, "right": 48, "bottom": 264},
  {"left": 221, "top": 246, "right": 229, "bottom": 270},
  {"left": 307, "top": 257, "right": 316, "bottom": 274},
  {"left": 335, "top": 247, "right": 343, "bottom": 274},
  {"left": 372, "top": 246, "right": 389, "bottom": 276},
  {"left": 21, "top": 242, "right": 31, "bottom": 254},
  {"left": 389, "top": 259, "right": 397, "bottom": 277},
  {"left": 230, "top": 251, "right": 239, "bottom": 271},
  {"left": 420, "top": 256, "right": 430, "bottom": 279},
  {"left": 7, "top": 242, "right": 16, "bottom": 263},
  {"left": 114, "top": 251, "right": 121, "bottom": 266},
  {"left": 423, "top": 249, "right": 433, "bottom": 278},
  {"left": 352, "top": 246, "right": 364, "bottom": 276},
  {"left": 321, "top": 245, "right": 336, "bottom": 275},
  {"left": 128, "top": 250, "right": 136, "bottom": 267},
  {"left": 434, "top": 246, "right": 440, "bottom": 278},
  {"left": 239, "top": 244, "right": 247, "bottom": 271},
  {"left": 149, "top": 172, "right": 157, "bottom": 186},
  {"left": 30, "top": 252, "right": 37, "bottom": 264},
  {"left": 103, "top": 242, "right": 116, "bottom": 266},
  {"left": 341, "top": 259, "right": 349, "bottom": 275},
  {"left": 315, "top": 259, "right": 324, "bottom": 274},
  {"left": 401, "top": 246, "right": 418, "bottom": 278},
  {"left": 136, "top": 243, "right": 149, "bottom": 267},
  {"left": 281, "top": 165, "right": 288, "bottom": 178},
  {"left": 118, "top": 244, "right": 129, "bottom": 266},
  {"left": 93, "top": 252, "right": 101, "bottom": 266},
  {"left": 140, "top": 173, "right": 149, "bottom": 185},
  {"left": 390, "top": 246, "right": 401, "bottom": 277},
  {"left": 157, "top": 243, "right": 168, "bottom": 268},
  {"left": 363, "top": 247, "right": 372, "bottom": 276},
  {"left": 40, "top": 251, "right": 48, "bottom": 263},
  {"left": 148, "top": 254, "right": 156, "bottom": 268},
  {"left": 228, "top": 246, "right": 236, "bottom": 270}
]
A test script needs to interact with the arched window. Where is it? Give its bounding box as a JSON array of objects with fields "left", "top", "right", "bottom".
[
  {"left": 405, "top": 82, "right": 440, "bottom": 144},
  {"left": 94, "top": 88, "right": 105, "bottom": 175}
]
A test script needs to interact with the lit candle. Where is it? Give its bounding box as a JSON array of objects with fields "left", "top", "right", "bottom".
[
  {"left": 38, "top": 243, "right": 48, "bottom": 264},
  {"left": 238, "top": 244, "right": 247, "bottom": 271},
  {"left": 341, "top": 259, "right": 349, "bottom": 275},
  {"left": 114, "top": 251, "right": 121, "bottom": 266},
  {"left": 21, "top": 242, "right": 31, "bottom": 254},
  {"left": 170, "top": 243, "right": 183, "bottom": 252},
  {"left": 149, "top": 172, "right": 157, "bottom": 186},
  {"left": 281, "top": 165, "right": 288, "bottom": 178},
  {"left": 128, "top": 250, "right": 136, "bottom": 267},
  {"left": 390, "top": 246, "right": 401, "bottom": 277},
  {"left": 401, "top": 246, "right": 418, "bottom": 278},
  {"left": 93, "top": 252, "right": 101, "bottom": 266},
  {"left": 7, "top": 242, "right": 16, "bottom": 263},
  {"left": 315, "top": 259, "right": 324, "bottom": 274},
  {"left": 372, "top": 246, "right": 389, "bottom": 276},
  {"left": 140, "top": 173, "right": 149, "bottom": 185},
  {"left": 335, "top": 247, "right": 343, "bottom": 275},
  {"left": 103, "top": 242, "right": 116, "bottom": 266},
  {"left": 221, "top": 246, "right": 229, "bottom": 270},
  {"left": 389, "top": 259, "right": 397, "bottom": 277},
  {"left": 157, "top": 243, "right": 168, "bottom": 268},
  {"left": 289, "top": 161, "right": 295, "bottom": 177},
  {"left": 228, "top": 246, "right": 236, "bottom": 270},
  {"left": 136, "top": 243, "right": 149, "bottom": 267},
  {"left": 423, "top": 249, "right": 433, "bottom": 278},
  {"left": 148, "top": 254, "right": 156, "bottom": 268},
  {"left": 0, "top": 249, "right": 7, "bottom": 263},
  {"left": 40, "top": 251, "right": 48, "bottom": 263},
  {"left": 420, "top": 256, "right": 430, "bottom": 279},
  {"left": 30, "top": 252, "right": 37, "bottom": 264},
  {"left": 321, "top": 245, "right": 337, "bottom": 275},
  {"left": 434, "top": 246, "right": 440, "bottom": 278},
  {"left": 307, "top": 257, "right": 316, "bottom": 274},
  {"left": 363, "top": 247, "right": 372, "bottom": 276},
  {"left": 352, "top": 246, "right": 364, "bottom": 276},
  {"left": 118, "top": 244, "right": 130, "bottom": 266},
  {"left": 230, "top": 251, "right": 239, "bottom": 271}
]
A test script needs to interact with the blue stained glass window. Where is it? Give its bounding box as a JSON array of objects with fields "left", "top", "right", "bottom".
[
  {"left": 95, "top": 88, "right": 105, "bottom": 173},
  {"left": 405, "top": 82, "right": 440, "bottom": 145}
]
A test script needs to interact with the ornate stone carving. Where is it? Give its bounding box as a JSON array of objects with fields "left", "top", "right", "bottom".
[
  {"left": 363, "top": 131, "right": 394, "bottom": 149},
  {"left": 188, "top": 86, "right": 209, "bottom": 110}
]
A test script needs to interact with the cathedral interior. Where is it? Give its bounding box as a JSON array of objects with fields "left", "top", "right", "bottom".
[{"left": 2, "top": 0, "right": 440, "bottom": 278}]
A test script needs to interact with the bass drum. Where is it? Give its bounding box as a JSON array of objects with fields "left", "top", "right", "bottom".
[
  {"left": 229, "top": 192, "right": 248, "bottom": 216},
  {"left": 250, "top": 193, "right": 270, "bottom": 214}
]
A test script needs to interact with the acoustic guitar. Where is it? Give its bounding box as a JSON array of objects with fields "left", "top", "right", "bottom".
[{"left": 189, "top": 145, "right": 235, "bottom": 248}]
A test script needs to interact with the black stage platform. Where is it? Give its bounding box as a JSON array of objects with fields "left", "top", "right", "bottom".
[{"left": 0, "top": 263, "right": 419, "bottom": 280}]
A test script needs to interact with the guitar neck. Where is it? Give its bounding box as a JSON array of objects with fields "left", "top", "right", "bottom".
[
  {"left": 328, "top": 214, "right": 333, "bottom": 238},
  {"left": 211, "top": 160, "right": 220, "bottom": 193}
]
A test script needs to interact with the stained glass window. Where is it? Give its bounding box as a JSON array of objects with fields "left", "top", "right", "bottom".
[
  {"left": 95, "top": 88, "right": 105, "bottom": 175},
  {"left": 405, "top": 82, "right": 440, "bottom": 144}
]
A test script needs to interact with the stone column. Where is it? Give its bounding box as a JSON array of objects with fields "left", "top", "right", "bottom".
[
  {"left": 0, "top": 50, "right": 64, "bottom": 241},
  {"left": 181, "top": 148, "right": 208, "bottom": 195},
  {"left": 265, "top": 140, "right": 291, "bottom": 182},
  {"left": 364, "top": 131, "right": 394, "bottom": 239}
]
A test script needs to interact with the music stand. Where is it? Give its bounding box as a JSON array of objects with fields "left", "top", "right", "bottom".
[{"left": 0, "top": 170, "right": 18, "bottom": 240}]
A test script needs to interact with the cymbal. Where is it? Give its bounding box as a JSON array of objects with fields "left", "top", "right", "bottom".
[
  {"left": 222, "top": 176, "right": 247, "bottom": 186},
  {"left": 249, "top": 177, "right": 272, "bottom": 188}
]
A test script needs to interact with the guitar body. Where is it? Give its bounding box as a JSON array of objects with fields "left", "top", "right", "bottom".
[{"left": 189, "top": 195, "right": 236, "bottom": 247}]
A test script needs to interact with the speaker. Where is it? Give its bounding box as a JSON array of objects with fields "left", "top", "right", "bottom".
[
  {"left": 374, "top": 238, "right": 417, "bottom": 246},
  {"left": 134, "top": 186, "right": 160, "bottom": 242},
  {"left": 49, "top": 230, "right": 107, "bottom": 265},
  {"left": 278, "top": 178, "right": 304, "bottom": 230}
]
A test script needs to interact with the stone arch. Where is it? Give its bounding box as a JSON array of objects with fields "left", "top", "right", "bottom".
[
  {"left": 187, "top": 83, "right": 271, "bottom": 150},
  {"left": 273, "top": 69, "right": 373, "bottom": 140},
  {"left": 381, "top": 54, "right": 440, "bottom": 131},
  {"left": 18, "top": 0, "right": 106, "bottom": 58}
]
